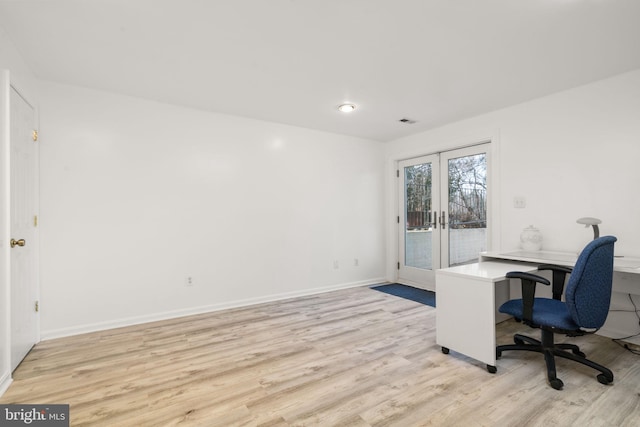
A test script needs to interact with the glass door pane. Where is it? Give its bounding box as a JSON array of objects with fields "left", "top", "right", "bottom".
[
  {"left": 405, "top": 162, "right": 432, "bottom": 269},
  {"left": 442, "top": 146, "right": 489, "bottom": 267},
  {"left": 398, "top": 155, "right": 440, "bottom": 289}
]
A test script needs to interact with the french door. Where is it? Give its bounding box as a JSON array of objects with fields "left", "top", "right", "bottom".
[{"left": 398, "top": 144, "right": 489, "bottom": 290}]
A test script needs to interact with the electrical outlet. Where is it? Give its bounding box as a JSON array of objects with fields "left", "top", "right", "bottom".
[
  {"left": 333, "top": 261, "right": 339, "bottom": 269},
  {"left": 186, "top": 276, "right": 194, "bottom": 286},
  {"left": 513, "top": 197, "right": 526, "bottom": 208}
]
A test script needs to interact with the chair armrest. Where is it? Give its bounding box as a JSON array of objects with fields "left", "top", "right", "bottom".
[
  {"left": 537, "top": 264, "right": 573, "bottom": 300},
  {"left": 506, "top": 271, "right": 550, "bottom": 324}
]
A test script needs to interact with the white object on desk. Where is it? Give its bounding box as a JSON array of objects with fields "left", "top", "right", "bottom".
[
  {"left": 520, "top": 225, "right": 543, "bottom": 251},
  {"left": 436, "top": 261, "right": 537, "bottom": 369}
]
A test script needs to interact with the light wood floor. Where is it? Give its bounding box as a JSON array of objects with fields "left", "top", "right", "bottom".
[{"left": 2, "top": 286, "right": 639, "bottom": 426}]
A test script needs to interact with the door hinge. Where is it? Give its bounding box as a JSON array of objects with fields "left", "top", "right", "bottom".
[
  {"left": 34, "top": 215, "right": 38, "bottom": 227},
  {"left": 397, "top": 216, "right": 400, "bottom": 224},
  {"left": 396, "top": 169, "right": 400, "bottom": 178},
  {"left": 35, "top": 301, "right": 39, "bottom": 312},
  {"left": 397, "top": 262, "right": 400, "bottom": 270},
  {"left": 32, "top": 130, "right": 38, "bottom": 142}
]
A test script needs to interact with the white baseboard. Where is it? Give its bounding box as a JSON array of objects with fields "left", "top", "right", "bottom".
[
  {"left": 40, "top": 278, "right": 386, "bottom": 341},
  {"left": 0, "top": 372, "right": 12, "bottom": 397}
]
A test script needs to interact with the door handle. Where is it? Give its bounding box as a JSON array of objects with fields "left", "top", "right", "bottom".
[
  {"left": 10, "top": 238, "right": 26, "bottom": 248},
  {"left": 428, "top": 211, "right": 436, "bottom": 228},
  {"left": 440, "top": 211, "right": 447, "bottom": 229}
]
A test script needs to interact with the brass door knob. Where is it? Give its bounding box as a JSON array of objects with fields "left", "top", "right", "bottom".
[{"left": 10, "top": 238, "right": 26, "bottom": 248}]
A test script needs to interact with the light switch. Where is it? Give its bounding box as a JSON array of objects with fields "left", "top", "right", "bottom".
[{"left": 513, "top": 197, "right": 526, "bottom": 208}]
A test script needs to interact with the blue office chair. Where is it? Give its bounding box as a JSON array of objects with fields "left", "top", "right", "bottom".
[{"left": 496, "top": 236, "right": 617, "bottom": 390}]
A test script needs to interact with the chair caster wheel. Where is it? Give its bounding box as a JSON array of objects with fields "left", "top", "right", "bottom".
[
  {"left": 597, "top": 373, "right": 612, "bottom": 385},
  {"left": 550, "top": 378, "right": 564, "bottom": 390},
  {"left": 487, "top": 365, "right": 497, "bottom": 374},
  {"left": 441, "top": 347, "right": 450, "bottom": 354}
]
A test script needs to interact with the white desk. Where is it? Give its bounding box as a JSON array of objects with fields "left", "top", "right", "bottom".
[
  {"left": 436, "top": 261, "right": 537, "bottom": 371},
  {"left": 436, "top": 250, "right": 640, "bottom": 371},
  {"left": 480, "top": 250, "right": 640, "bottom": 273}
]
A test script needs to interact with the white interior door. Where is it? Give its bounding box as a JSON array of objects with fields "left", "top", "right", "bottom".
[
  {"left": 398, "top": 144, "right": 489, "bottom": 290},
  {"left": 10, "top": 86, "right": 39, "bottom": 371}
]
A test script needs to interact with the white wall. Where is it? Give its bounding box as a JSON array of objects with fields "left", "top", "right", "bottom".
[
  {"left": 385, "top": 69, "right": 640, "bottom": 341},
  {"left": 4, "top": 15, "right": 639, "bottom": 386},
  {"left": 38, "top": 82, "right": 386, "bottom": 338},
  {"left": 0, "top": 26, "right": 39, "bottom": 395}
]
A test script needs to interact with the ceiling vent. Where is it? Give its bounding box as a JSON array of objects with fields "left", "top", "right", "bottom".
[{"left": 399, "top": 118, "right": 417, "bottom": 124}]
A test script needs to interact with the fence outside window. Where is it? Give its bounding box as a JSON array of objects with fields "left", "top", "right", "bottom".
[{"left": 407, "top": 188, "right": 486, "bottom": 230}]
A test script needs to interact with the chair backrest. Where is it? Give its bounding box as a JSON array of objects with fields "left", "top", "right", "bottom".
[{"left": 565, "top": 236, "right": 617, "bottom": 329}]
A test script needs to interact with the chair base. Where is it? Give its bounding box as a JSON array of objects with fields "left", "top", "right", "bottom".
[{"left": 496, "top": 330, "right": 614, "bottom": 390}]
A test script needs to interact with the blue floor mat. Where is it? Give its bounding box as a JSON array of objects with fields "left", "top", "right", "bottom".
[{"left": 371, "top": 283, "right": 436, "bottom": 307}]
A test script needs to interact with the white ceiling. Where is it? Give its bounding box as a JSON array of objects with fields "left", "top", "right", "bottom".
[{"left": 1, "top": 0, "right": 640, "bottom": 142}]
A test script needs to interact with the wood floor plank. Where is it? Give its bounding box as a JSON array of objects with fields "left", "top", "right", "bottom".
[{"left": 2, "top": 285, "right": 639, "bottom": 426}]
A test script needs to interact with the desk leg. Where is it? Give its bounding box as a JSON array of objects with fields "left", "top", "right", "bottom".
[{"left": 436, "top": 273, "right": 498, "bottom": 369}]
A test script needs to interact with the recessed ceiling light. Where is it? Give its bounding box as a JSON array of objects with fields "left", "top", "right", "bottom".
[{"left": 337, "top": 103, "right": 356, "bottom": 113}]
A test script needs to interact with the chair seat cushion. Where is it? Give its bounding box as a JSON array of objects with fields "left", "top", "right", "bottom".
[{"left": 499, "top": 298, "right": 580, "bottom": 331}]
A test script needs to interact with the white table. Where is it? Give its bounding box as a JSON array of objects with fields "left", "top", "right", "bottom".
[
  {"left": 436, "top": 261, "right": 537, "bottom": 371},
  {"left": 480, "top": 250, "right": 640, "bottom": 273},
  {"left": 436, "top": 250, "right": 640, "bottom": 371}
]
